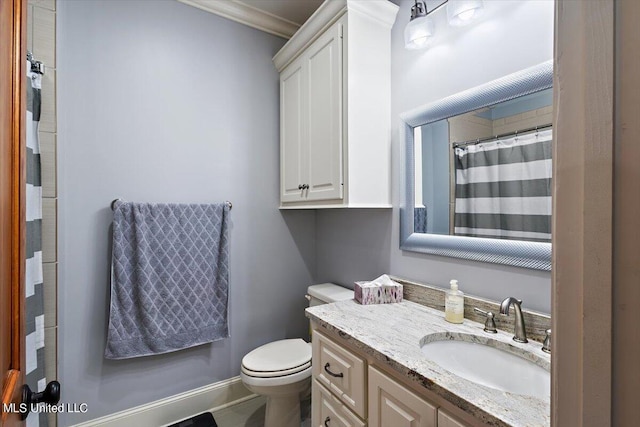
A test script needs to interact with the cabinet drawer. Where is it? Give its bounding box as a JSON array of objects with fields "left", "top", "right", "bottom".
[
  {"left": 313, "top": 380, "right": 366, "bottom": 427},
  {"left": 313, "top": 331, "right": 366, "bottom": 418},
  {"left": 368, "top": 366, "right": 437, "bottom": 427}
]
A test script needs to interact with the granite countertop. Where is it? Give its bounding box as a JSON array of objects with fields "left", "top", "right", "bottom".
[{"left": 306, "top": 300, "right": 550, "bottom": 427}]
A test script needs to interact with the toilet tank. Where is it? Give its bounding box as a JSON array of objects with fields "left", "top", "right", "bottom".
[
  {"left": 306, "top": 283, "right": 353, "bottom": 340},
  {"left": 307, "top": 283, "right": 354, "bottom": 307}
]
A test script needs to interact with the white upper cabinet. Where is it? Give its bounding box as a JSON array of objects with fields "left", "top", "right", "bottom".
[
  {"left": 274, "top": 0, "right": 398, "bottom": 208},
  {"left": 306, "top": 22, "right": 343, "bottom": 202},
  {"left": 280, "top": 57, "right": 307, "bottom": 203}
]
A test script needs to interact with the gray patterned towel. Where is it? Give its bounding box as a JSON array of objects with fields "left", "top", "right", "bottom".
[{"left": 105, "top": 202, "right": 230, "bottom": 359}]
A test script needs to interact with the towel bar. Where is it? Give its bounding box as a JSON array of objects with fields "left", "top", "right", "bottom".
[{"left": 111, "top": 199, "right": 232, "bottom": 210}]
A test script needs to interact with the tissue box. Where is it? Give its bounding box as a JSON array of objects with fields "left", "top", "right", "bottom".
[{"left": 354, "top": 275, "right": 403, "bottom": 305}]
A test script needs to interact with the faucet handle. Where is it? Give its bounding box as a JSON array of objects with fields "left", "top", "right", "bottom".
[
  {"left": 542, "top": 329, "right": 551, "bottom": 353},
  {"left": 473, "top": 307, "right": 498, "bottom": 333}
]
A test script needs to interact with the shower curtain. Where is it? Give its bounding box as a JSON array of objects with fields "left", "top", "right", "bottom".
[
  {"left": 26, "top": 59, "right": 47, "bottom": 427},
  {"left": 453, "top": 129, "right": 553, "bottom": 242}
]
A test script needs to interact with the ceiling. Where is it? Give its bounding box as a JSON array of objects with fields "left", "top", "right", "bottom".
[
  {"left": 178, "top": 0, "right": 325, "bottom": 38},
  {"left": 239, "top": 0, "right": 324, "bottom": 26}
]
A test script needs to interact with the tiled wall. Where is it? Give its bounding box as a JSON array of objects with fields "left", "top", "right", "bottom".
[
  {"left": 449, "top": 106, "right": 553, "bottom": 143},
  {"left": 492, "top": 105, "right": 553, "bottom": 135},
  {"left": 27, "top": 0, "right": 57, "bottom": 425},
  {"left": 448, "top": 112, "right": 493, "bottom": 143}
]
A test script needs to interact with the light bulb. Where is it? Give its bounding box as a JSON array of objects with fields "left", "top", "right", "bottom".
[
  {"left": 404, "top": 0, "right": 434, "bottom": 50},
  {"left": 404, "top": 16, "right": 434, "bottom": 50},
  {"left": 447, "top": 0, "right": 484, "bottom": 27},
  {"left": 457, "top": 9, "right": 476, "bottom": 22}
]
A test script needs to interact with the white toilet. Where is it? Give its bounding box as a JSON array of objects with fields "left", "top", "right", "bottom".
[{"left": 240, "top": 283, "right": 354, "bottom": 427}]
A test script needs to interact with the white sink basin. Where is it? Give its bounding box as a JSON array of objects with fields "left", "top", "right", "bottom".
[{"left": 420, "top": 336, "right": 550, "bottom": 400}]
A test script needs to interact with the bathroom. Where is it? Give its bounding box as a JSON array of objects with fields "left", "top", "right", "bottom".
[{"left": 1, "top": 0, "right": 636, "bottom": 426}]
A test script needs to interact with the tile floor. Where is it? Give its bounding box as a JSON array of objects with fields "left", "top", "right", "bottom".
[{"left": 211, "top": 396, "right": 311, "bottom": 427}]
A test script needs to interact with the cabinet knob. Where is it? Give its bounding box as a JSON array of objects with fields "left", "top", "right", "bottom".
[
  {"left": 298, "top": 184, "right": 303, "bottom": 190},
  {"left": 324, "top": 416, "right": 331, "bottom": 426},
  {"left": 302, "top": 184, "right": 309, "bottom": 190}
]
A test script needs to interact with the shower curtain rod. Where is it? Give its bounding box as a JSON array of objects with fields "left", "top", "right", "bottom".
[
  {"left": 26, "top": 51, "right": 45, "bottom": 75},
  {"left": 452, "top": 123, "right": 553, "bottom": 149},
  {"left": 110, "top": 199, "right": 233, "bottom": 210}
]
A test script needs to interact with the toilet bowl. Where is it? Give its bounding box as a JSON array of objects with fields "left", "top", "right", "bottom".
[
  {"left": 240, "top": 339, "right": 312, "bottom": 427},
  {"left": 240, "top": 283, "right": 354, "bottom": 427}
]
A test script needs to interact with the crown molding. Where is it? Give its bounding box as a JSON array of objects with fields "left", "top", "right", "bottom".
[
  {"left": 178, "top": 0, "right": 300, "bottom": 39},
  {"left": 272, "top": 0, "right": 399, "bottom": 71}
]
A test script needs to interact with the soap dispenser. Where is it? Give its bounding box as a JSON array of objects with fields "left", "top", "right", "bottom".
[{"left": 445, "top": 280, "right": 465, "bottom": 324}]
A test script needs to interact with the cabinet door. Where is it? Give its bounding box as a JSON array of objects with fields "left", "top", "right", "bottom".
[
  {"left": 437, "top": 409, "right": 469, "bottom": 427},
  {"left": 280, "top": 56, "right": 308, "bottom": 202},
  {"left": 305, "top": 21, "right": 343, "bottom": 202},
  {"left": 368, "top": 366, "right": 437, "bottom": 427}
]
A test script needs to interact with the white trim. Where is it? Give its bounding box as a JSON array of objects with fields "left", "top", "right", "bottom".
[
  {"left": 414, "top": 126, "right": 423, "bottom": 207},
  {"left": 273, "top": 0, "right": 346, "bottom": 71},
  {"left": 70, "top": 376, "right": 255, "bottom": 427},
  {"left": 279, "top": 204, "right": 393, "bottom": 210},
  {"left": 177, "top": 0, "right": 300, "bottom": 39},
  {"left": 272, "top": 0, "right": 399, "bottom": 71}
]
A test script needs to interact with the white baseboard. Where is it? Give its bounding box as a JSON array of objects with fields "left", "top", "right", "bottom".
[{"left": 70, "top": 376, "right": 256, "bottom": 427}]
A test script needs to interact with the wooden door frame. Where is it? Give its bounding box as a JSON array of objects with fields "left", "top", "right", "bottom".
[
  {"left": 0, "top": 0, "right": 26, "bottom": 425},
  {"left": 611, "top": 0, "right": 640, "bottom": 424},
  {"left": 553, "top": 0, "right": 640, "bottom": 425}
]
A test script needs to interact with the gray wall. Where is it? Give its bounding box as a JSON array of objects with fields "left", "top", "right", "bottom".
[
  {"left": 57, "top": 1, "right": 315, "bottom": 424},
  {"left": 315, "top": 0, "right": 554, "bottom": 313}
]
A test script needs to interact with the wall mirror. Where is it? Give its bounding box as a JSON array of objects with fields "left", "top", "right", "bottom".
[{"left": 400, "top": 61, "right": 553, "bottom": 271}]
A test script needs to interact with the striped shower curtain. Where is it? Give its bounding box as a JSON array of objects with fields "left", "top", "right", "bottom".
[
  {"left": 26, "top": 60, "right": 47, "bottom": 427},
  {"left": 453, "top": 129, "right": 552, "bottom": 242}
]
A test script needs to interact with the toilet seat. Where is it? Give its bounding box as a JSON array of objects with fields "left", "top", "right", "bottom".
[
  {"left": 241, "top": 360, "right": 311, "bottom": 378},
  {"left": 240, "top": 339, "right": 312, "bottom": 386},
  {"left": 240, "top": 364, "right": 311, "bottom": 388}
]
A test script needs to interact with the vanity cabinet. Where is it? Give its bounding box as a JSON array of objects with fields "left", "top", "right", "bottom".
[
  {"left": 369, "top": 366, "right": 437, "bottom": 427},
  {"left": 312, "top": 329, "right": 473, "bottom": 427},
  {"left": 314, "top": 379, "right": 366, "bottom": 427},
  {"left": 273, "top": 0, "right": 398, "bottom": 208},
  {"left": 437, "top": 410, "right": 467, "bottom": 427}
]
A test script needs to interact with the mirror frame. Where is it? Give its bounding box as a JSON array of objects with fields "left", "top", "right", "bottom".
[{"left": 399, "top": 61, "right": 553, "bottom": 271}]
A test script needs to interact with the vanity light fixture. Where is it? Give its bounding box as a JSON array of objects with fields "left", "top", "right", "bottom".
[
  {"left": 404, "top": 0, "right": 485, "bottom": 50},
  {"left": 404, "top": 0, "right": 434, "bottom": 50}
]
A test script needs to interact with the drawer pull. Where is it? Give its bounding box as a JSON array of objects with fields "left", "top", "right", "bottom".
[
  {"left": 324, "top": 363, "right": 344, "bottom": 378},
  {"left": 324, "top": 416, "right": 331, "bottom": 426}
]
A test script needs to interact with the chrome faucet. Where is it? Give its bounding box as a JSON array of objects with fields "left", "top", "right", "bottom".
[
  {"left": 542, "top": 329, "right": 551, "bottom": 353},
  {"left": 499, "top": 297, "right": 528, "bottom": 343}
]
